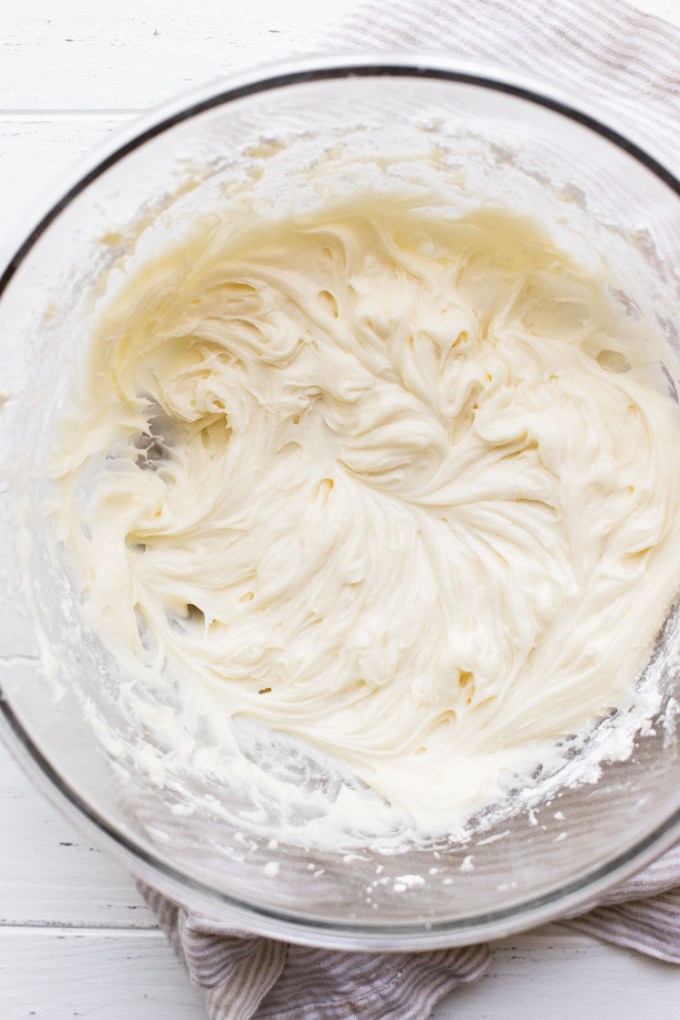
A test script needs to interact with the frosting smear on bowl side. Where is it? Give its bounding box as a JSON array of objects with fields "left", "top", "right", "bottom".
[{"left": 50, "top": 196, "right": 680, "bottom": 836}]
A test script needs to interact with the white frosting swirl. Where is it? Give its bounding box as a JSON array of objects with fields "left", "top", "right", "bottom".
[{"left": 52, "top": 197, "right": 680, "bottom": 833}]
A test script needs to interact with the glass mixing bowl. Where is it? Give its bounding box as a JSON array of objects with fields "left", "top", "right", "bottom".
[{"left": 1, "top": 55, "right": 680, "bottom": 951}]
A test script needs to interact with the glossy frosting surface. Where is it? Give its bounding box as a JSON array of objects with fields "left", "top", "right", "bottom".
[{"left": 52, "top": 197, "right": 680, "bottom": 833}]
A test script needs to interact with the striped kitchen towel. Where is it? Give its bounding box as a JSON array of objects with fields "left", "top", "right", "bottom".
[
  {"left": 139, "top": 838, "right": 680, "bottom": 1018},
  {"left": 142, "top": 0, "right": 680, "bottom": 1016}
]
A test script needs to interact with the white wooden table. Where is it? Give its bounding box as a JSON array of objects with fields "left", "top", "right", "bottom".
[{"left": 1, "top": 1, "right": 679, "bottom": 1016}]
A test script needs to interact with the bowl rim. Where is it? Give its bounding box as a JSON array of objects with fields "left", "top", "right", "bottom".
[{"left": 1, "top": 51, "right": 680, "bottom": 951}]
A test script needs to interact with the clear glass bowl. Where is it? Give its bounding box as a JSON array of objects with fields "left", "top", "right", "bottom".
[{"left": 1, "top": 55, "right": 680, "bottom": 951}]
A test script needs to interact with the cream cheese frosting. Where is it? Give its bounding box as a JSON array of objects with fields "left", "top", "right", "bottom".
[{"left": 50, "top": 196, "right": 680, "bottom": 836}]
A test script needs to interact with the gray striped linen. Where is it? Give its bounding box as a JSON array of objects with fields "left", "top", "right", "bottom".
[
  {"left": 141, "top": 0, "right": 680, "bottom": 1015},
  {"left": 140, "top": 882, "right": 491, "bottom": 1018}
]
